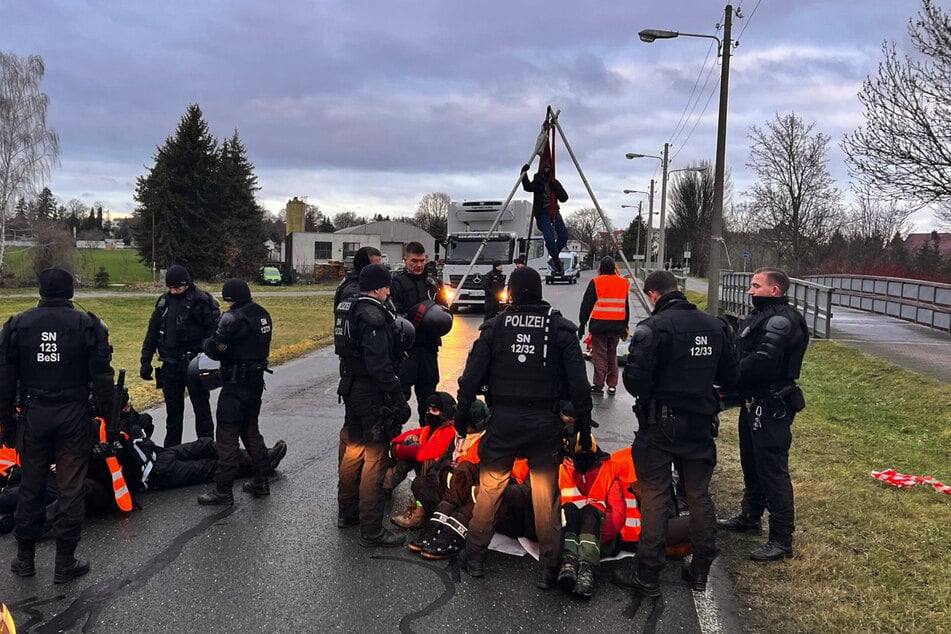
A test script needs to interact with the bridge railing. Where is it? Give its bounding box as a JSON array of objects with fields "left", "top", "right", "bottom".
[
  {"left": 805, "top": 274, "right": 951, "bottom": 333},
  {"left": 719, "top": 271, "right": 833, "bottom": 339}
]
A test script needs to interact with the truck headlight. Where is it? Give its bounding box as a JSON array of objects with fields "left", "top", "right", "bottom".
[{"left": 444, "top": 287, "right": 455, "bottom": 301}]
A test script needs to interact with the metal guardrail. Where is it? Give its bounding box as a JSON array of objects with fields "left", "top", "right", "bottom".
[
  {"left": 719, "top": 271, "right": 833, "bottom": 339},
  {"left": 805, "top": 274, "right": 951, "bottom": 333}
]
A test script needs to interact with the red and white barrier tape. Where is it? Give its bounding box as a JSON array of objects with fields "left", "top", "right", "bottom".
[{"left": 871, "top": 469, "right": 951, "bottom": 495}]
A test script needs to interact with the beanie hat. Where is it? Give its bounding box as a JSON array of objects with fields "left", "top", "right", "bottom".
[
  {"left": 508, "top": 267, "right": 542, "bottom": 303},
  {"left": 425, "top": 391, "right": 457, "bottom": 420},
  {"left": 39, "top": 267, "right": 74, "bottom": 299},
  {"left": 352, "top": 246, "right": 380, "bottom": 273},
  {"left": 359, "top": 264, "right": 391, "bottom": 292},
  {"left": 222, "top": 278, "right": 252, "bottom": 303},
  {"left": 165, "top": 265, "right": 190, "bottom": 287},
  {"left": 599, "top": 256, "right": 616, "bottom": 275}
]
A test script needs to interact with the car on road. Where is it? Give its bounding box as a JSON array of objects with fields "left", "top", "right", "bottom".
[{"left": 546, "top": 251, "right": 581, "bottom": 284}]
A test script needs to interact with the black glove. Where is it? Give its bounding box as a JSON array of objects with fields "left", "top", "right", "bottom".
[
  {"left": 521, "top": 163, "right": 531, "bottom": 174},
  {"left": 395, "top": 400, "right": 412, "bottom": 427},
  {"left": 578, "top": 324, "right": 585, "bottom": 340},
  {"left": 140, "top": 363, "right": 153, "bottom": 381},
  {"left": 575, "top": 414, "right": 593, "bottom": 452},
  {"left": 454, "top": 408, "right": 472, "bottom": 436}
]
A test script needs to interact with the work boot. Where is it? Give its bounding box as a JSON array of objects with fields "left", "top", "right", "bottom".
[
  {"left": 359, "top": 529, "right": 406, "bottom": 548},
  {"left": 573, "top": 561, "right": 596, "bottom": 598},
  {"left": 536, "top": 567, "right": 559, "bottom": 590},
  {"left": 390, "top": 502, "right": 425, "bottom": 529},
  {"left": 717, "top": 513, "right": 762, "bottom": 533},
  {"left": 197, "top": 489, "right": 234, "bottom": 506},
  {"left": 421, "top": 529, "right": 465, "bottom": 560},
  {"left": 459, "top": 549, "right": 485, "bottom": 578},
  {"left": 612, "top": 564, "right": 661, "bottom": 598},
  {"left": 241, "top": 478, "right": 270, "bottom": 497},
  {"left": 53, "top": 541, "right": 90, "bottom": 584},
  {"left": 750, "top": 540, "right": 793, "bottom": 562},
  {"left": 557, "top": 551, "right": 579, "bottom": 588},
  {"left": 267, "top": 440, "right": 288, "bottom": 473},
  {"left": 682, "top": 561, "right": 709, "bottom": 591},
  {"left": 10, "top": 540, "right": 36, "bottom": 578}
]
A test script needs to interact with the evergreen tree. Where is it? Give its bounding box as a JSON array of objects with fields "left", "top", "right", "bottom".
[
  {"left": 32, "top": 186, "right": 57, "bottom": 222},
  {"left": 132, "top": 104, "right": 221, "bottom": 279},
  {"left": 215, "top": 131, "right": 267, "bottom": 278}
]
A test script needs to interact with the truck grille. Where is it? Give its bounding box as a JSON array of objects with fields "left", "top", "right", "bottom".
[{"left": 449, "top": 274, "right": 486, "bottom": 290}]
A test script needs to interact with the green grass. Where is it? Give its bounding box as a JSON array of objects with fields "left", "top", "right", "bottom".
[
  {"left": 0, "top": 294, "right": 335, "bottom": 411},
  {"left": 2, "top": 246, "right": 154, "bottom": 285},
  {"left": 712, "top": 340, "right": 951, "bottom": 632}
]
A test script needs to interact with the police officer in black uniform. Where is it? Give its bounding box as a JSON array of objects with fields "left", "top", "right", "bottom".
[
  {"left": 612, "top": 270, "right": 738, "bottom": 596},
  {"left": 0, "top": 268, "right": 116, "bottom": 583},
  {"left": 140, "top": 265, "right": 220, "bottom": 447},
  {"left": 336, "top": 264, "right": 412, "bottom": 546},
  {"left": 456, "top": 266, "right": 593, "bottom": 588},
  {"left": 717, "top": 267, "right": 809, "bottom": 562},
  {"left": 390, "top": 241, "right": 445, "bottom": 422},
  {"left": 197, "top": 279, "right": 272, "bottom": 505},
  {"left": 482, "top": 260, "right": 506, "bottom": 321},
  {"left": 333, "top": 246, "right": 383, "bottom": 307}
]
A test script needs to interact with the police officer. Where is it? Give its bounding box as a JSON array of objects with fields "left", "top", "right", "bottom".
[
  {"left": 482, "top": 260, "right": 506, "bottom": 321},
  {"left": 717, "top": 267, "right": 809, "bottom": 562},
  {"left": 390, "top": 241, "right": 446, "bottom": 422},
  {"left": 333, "top": 246, "right": 383, "bottom": 307},
  {"left": 612, "top": 270, "right": 738, "bottom": 596},
  {"left": 197, "top": 279, "right": 272, "bottom": 505},
  {"left": 336, "top": 264, "right": 412, "bottom": 546},
  {"left": 0, "top": 268, "right": 116, "bottom": 583},
  {"left": 140, "top": 265, "right": 220, "bottom": 447},
  {"left": 456, "top": 266, "right": 593, "bottom": 588}
]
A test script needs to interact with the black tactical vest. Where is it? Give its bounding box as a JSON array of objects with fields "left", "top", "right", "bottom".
[
  {"left": 737, "top": 303, "right": 808, "bottom": 385},
  {"left": 334, "top": 296, "right": 394, "bottom": 376},
  {"left": 489, "top": 305, "right": 561, "bottom": 401},
  {"left": 13, "top": 306, "right": 93, "bottom": 398},
  {"left": 650, "top": 305, "right": 726, "bottom": 412},
  {"left": 226, "top": 302, "right": 272, "bottom": 363}
]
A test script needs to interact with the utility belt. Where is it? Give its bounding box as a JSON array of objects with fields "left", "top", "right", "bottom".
[
  {"left": 634, "top": 399, "right": 720, "bottom": 438},
  {"left": 221, "top": 362, "right": 270, "bottom": 385},
  {"left": 744, "top": 383, "right": 805, "bottom": 430},
  {"left": 493, "top": 396, "right": 557, "bottom": 412},
  {"left": 159, "top": 350, "right": 198, "bottom": 365},
  {"left": 26, "top": 385, "right": 90, "bottom": 402}
]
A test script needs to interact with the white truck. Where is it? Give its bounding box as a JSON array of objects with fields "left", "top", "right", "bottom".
[{"left": 441, "top": 199, "right": 548, "bottom": 311}]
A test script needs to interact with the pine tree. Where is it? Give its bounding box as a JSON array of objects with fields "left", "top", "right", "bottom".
[
  {"left": 215, "top": 131, "right": 266, "bottom": 278},
  {"left": 133, "top": 104, "right": 221, "bottom": 279}
]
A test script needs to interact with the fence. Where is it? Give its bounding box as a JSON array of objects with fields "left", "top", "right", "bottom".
[
  {"left": 719, "top": 271, "right": 833, "bottom": 338},
  {"left": 805, "top": 274, "right": 951, "bottom": 333}
]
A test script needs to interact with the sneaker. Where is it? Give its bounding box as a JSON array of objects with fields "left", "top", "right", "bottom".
[
  {"left": 391, "top": 502, "right": 425, "bottom": 529},
  {"left": 591, "top": 385, "right": 604, "bottom": 394},
  {"left": 750, "top": 541, "right": 793, "bottom": 562},
  {"left": 607, "top": 386, "right": 617, "bottom": 395}
]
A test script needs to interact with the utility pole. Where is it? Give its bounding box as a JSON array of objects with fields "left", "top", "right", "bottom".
[{"left": 658, "top": 142, "right": 670, "bottom": 270}]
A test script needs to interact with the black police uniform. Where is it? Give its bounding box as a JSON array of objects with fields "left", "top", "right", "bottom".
[
  {"left": 457, "top": 296, "right": 593, "bottom": 581},
  {"left": 201, "top": 298, "right": 272, "bottom": 498},
  {"left": 733, "top": 296, "right": 809, "bottom": 551},
  {"left": 335, "top": 295, "right": 410, "bottom": 537},
  {"left": 620, "top": 291, "right": 738, "bottom": 590},
  {"left": 140, "top": 284, "right": 220, "bottom": 447},
  {"left": 482, "top": 268, "right": 506, "bottom": 321},
  {"left": 390, "top": 270, "right": 443, "bottom": 421},
  {"left": 0, "top": 284, "right": 116, "bottom": 580}
]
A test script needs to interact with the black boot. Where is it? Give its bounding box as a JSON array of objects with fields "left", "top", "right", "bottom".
[
  {"left": 198, "top": 489, "right": 234, "bottom": 506},
  {"left": 612, "top": 564, "right": 661, "bottom": 598},
  {"left": 266, "top": 440, "right": 288, "bottom": 473},
  {"left": 557, "top": 552, "right": 579, "bottom": 587},
  {"left": 241, "top": 478, "right": 270, "bottom": 497},
  {"left": 717, "top": 513, "right": 762, "bottom": 533},
  {"left": 54, "top": 541, "right": 90, "bottom": 584},
  {"left": 409, "top": 521, "right": 441, "bottom": 553},
  {"left": 421, "top": 528, "right": 465, "bottom": 560},
  {"left": 10, "top": 539, "right": 36, "bottom": 578},
  {"left": 682, "top": 561, "right": 710, "bottom": 591}
]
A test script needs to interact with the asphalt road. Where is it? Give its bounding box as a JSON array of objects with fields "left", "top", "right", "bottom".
[{"left": 1, "top": 271, "right": 731, "bottom": 633}]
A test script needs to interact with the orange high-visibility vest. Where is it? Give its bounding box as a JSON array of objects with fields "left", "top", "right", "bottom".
[
  {"left": 98, "top": 418, "right": 133, "bottom": 512},
  {"left": 591, "top": 275, "right": 629, "bottom": 321},
  {"left": 559, "top": 457, "right": 619, "bottom": 513},
  {"left": 0, "top": 446, "right": 18, "bottom": 478},
  {"left": 610, "top": 448, "right": 642, "bottom": 543}
]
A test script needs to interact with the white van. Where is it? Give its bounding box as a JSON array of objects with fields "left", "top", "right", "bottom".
[{"left": 546, "top": 251, "right": 581, "bottom": 284}]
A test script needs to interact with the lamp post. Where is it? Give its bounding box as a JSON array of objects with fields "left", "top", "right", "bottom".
[
  {"left": 638, "top": 4, "right": 735, "bottom": 315},
  {"left": 624, "top": 181, "right": 655, "bottom": 268},
  {"left": 621, "top": 203, "right": 645, "bottom": 265}
]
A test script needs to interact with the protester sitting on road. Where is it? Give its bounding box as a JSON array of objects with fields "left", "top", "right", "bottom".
[{"left": 389, "top": 392, "right": 458, "bottom": 529}]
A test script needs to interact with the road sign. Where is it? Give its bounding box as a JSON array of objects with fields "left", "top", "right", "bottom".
[{"left": 742, "top": 250, "right": 750, "bottom": 259}]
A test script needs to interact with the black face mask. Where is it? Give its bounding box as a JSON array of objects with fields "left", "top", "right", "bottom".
[
  {"left": 573, "top": 452, "right": 598, "bottom": 473},
  {"left": 751, "top": 295, "right": 771, "bottom": 309},
  {"left": 425, "top": 412, "right": 443, "bottom": 427}
]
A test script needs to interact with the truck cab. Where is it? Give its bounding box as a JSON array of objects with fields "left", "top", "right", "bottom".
[{"left": 546, "top": 251, "right": 581, "bottom": 284}]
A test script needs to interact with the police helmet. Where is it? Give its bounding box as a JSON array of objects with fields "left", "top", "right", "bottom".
[
  {"left": 393, "top": 315, "right": 416, "bottom": 354},
  {"left": 187, "top": 353, "right": 222, "bottom": 391},
  {"left": 408, "top": 300, "right": 453, "bottom": 337}
]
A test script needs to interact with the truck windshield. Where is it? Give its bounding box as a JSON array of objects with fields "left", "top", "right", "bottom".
[{"left": 445, "top": 238, "right": 512, "bottom": 264}]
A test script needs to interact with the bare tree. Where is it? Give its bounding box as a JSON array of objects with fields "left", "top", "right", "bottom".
[
  {"left": 746, "top": 112, "right": 844, "bottom": 275},
  {"left": 332, "top": 211, "right": 367, "bottom": 230},
  {"left": 667, "top": 162, "right": 716, "bottom": 275},
  {"left": 564, "top": 207, "right": 601, "bottom": 255},
  {"left": 842, "top": 0, "right": 951, "bottom": 225},
  {"left": 412, "top": 192, "right": 450, "bottom": 240},
  {"left": 0, "top": 54, "right": 59, "bottom": 274},
  {"left": 846, "top": 183, "right": 914, "bottom": 244}
]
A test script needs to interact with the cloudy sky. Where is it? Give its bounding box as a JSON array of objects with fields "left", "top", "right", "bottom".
[{"left": 2, "top": 0, "right": 943, "bottom": 232}]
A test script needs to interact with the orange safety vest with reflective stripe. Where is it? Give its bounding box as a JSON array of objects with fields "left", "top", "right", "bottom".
[
  {"left": 97, "top": 418, "right": 133, "bottom": 512},
  {"left": 610, "top": 447, "right": 642, "bottom": 543},
  {"left": 591, "top": 274, "right": 629, "bottom": 321},
  {"left": 0, "top": 446, "right": 18, "bottom": 478},
  {"left": 558, "top": 457, "right": 618, "bottom": 513}
]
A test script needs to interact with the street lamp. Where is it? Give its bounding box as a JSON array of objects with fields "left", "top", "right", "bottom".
[
  {"left": 623, "top": 182, "right": 655, "bottom": 268},
  {"left": 621, "top": 204, "right": 645, "bottom": 265},
  {"left": 638, "top": 4, "right": 736, "bottom": 315}
]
